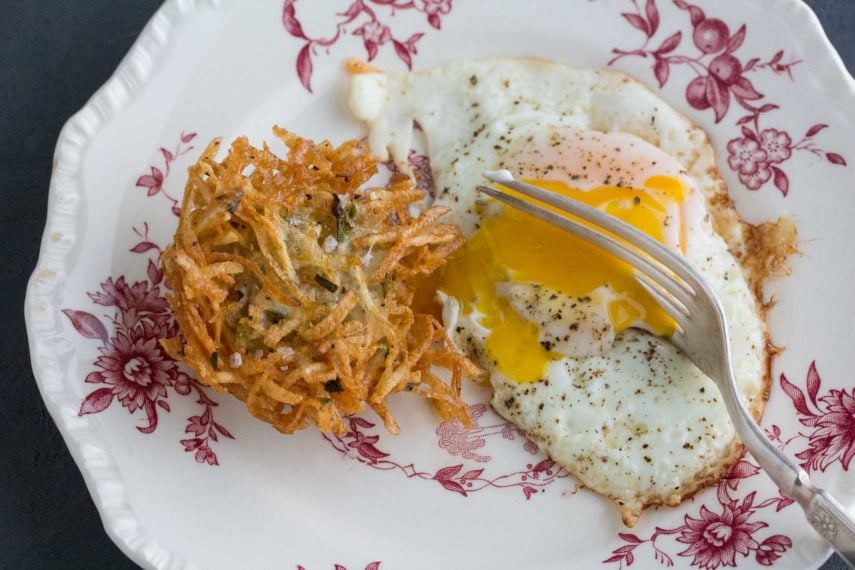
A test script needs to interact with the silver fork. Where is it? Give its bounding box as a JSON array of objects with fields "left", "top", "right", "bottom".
[{"left": 479, "top": 170, "right": 855, "bottom": 566}]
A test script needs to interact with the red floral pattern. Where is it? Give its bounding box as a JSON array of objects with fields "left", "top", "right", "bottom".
[
  {"left": 282, "top": 0, "right": 453, "bottom": 92},
  {"left": 134, "top": 131, "right": 196, "bottom": 215},
  {"left": 324, "top": 149, "right": 560, "bottom": 499},
  {"left": 353, "top": 21, "right": 392, "bottom": 53},
  {"left": 609, "top": 0, "right": 846, "bottom": 196},
  {"left": 780, "top": 361, "right": 855, "bottom": 473},
  {"left": 85, "top": 325, "right": 176, "bottom": 419},
  {"left": 66, "top": 134, "right": 235, "bottom": 466},
  {"left": 603, "top": 361, "right": 850, "bottom": 568},
  {"left": 383, "top": 148, "right": 436, "bottom": 197},
  {"left": 677, "top": 499, "right": 769, "bottom": 568},
  {"left": 323, "top": 407, "right": 569, "bottom": 500},
  {"left": 435, "top": 403, "right": 538, "bottom": 462},
  {"left": 58, "top": 8, "right": 854, "bottom": 565},
  {"left": 603, "top": 459, "right": 793, "bottom": 569},
  {"left": 605, "top": 10, "right": 851, "bottom": 561}
]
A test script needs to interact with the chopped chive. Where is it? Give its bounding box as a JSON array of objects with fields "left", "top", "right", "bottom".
[
  {"left": 314, "top": 273, "right": 338, "bottom": 293},
  {"left": 210, "top": 351, "right": 219, "bottom": 371},
  {"left": 332, "top": 194, "right": 347, "bottom": 241},
  {"left": 336, "top": 218, "right": 346, "bottom": 241},
  {"left": 318, "top": 397, "right": 332, "bottom": 405}
]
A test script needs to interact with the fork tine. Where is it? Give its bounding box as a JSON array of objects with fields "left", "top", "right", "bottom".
[
  {"left": 477, "top": 183, "right": 695, "bottom": 309},
  {"left": 633, "top": 272, "right": 690, "bottom": 329},
  {"left": 634, "top": 271, "right": 690, "bottom": 317},
  {"left": 483, "top": 170, "right": 699, "bottom": 301}
]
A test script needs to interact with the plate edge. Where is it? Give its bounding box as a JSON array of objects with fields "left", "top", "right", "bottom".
[
  {"left": 21, "top": 1, "right": 852, "bottom": 569},
  {"left": 23, "top": 1, "right": 221, "bottom": 569}
]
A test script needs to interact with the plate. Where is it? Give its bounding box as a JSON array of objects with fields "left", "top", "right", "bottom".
[{"left": 25, "top": 1, "right": 855, "bottom": 568}]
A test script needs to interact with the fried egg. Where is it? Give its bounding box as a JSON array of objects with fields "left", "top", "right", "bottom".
[{"left": 349, "top": 59, "right": 776, "bottom": 526}]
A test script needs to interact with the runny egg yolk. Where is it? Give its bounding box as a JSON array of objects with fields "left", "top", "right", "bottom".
[{"left": 435, "top": 175, "right": 687, "bottom": 383}]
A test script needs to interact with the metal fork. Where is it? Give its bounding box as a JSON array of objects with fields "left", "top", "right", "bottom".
[{"left": 479, "top": 170, "right": 855, "bottom": 566}]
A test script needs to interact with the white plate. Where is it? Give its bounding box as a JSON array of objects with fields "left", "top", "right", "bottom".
[{"left": 25, "top": 1, "right": 855, "bottom": 568}]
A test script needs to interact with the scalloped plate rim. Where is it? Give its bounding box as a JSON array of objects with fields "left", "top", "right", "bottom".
[{"left": 23, "top": 1, "right": 855, "bottom": 569}]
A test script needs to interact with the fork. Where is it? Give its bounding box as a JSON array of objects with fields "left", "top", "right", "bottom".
[{"left": 479, "top": 170, "right": 855, "bottom": 566}]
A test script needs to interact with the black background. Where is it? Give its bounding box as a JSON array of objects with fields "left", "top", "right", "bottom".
[{"left": 1, "top": 1, "right": 852, "bottom": 568}]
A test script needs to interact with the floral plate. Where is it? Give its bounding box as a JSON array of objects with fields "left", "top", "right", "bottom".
[{"left": 25, "top": 1, "right": 855, "bottom": 569}]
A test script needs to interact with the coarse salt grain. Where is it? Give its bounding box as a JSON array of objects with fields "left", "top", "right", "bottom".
[
  {"left": 361, "top": 243, "right": 375, "bottom": 266},
  {"left": 277, "top": 346, "right": 295, "bottom": 358},
  {"left": 323, "top": 235, "right": 339, "bottom": 253}
]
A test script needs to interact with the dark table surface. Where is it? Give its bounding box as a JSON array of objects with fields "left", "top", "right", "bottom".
[{"left": 2, "top": 1, "right": 853, "bottom": 568}]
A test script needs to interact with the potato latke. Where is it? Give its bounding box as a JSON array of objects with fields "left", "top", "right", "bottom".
[{"left": 161, "top": 128, "right": 481, "bottom": 435}]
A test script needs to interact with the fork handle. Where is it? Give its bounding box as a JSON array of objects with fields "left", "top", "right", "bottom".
[
  {"left": 798, "top": 477, "right": 855, "bottom": 567},
  {"left": 722, "top": 385, "right": 855, "bottom": 566},
  {"left": 764, "top": 461, "right": 855, "bottom": 567},
  {"left": 734, "top": 404, "right": 855, "bottom": 567}
]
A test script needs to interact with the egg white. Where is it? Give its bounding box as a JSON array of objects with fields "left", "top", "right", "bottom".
[{"left": 350, "top": 59, "right": 768, "bottom": 525}]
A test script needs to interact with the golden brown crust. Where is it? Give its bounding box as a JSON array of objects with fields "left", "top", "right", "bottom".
[
  {"left": 457, "top": 61, "right": 801, "bottom": 525},
  {"left": 497, "top": 61, "right": 799, "bottom": 526},
  {"left": 161, "top": 128, "right": 483, "bottom": 436},
  {"left": 619, "top": 439, "right": 745, "bottom": 527},
  {"left": 616, "top": 99, "right": 798, "bottom": 527},
  {"left": 471, "top": 62, "right": 799, "bottom": 526},
  {"left": 690, "top": 128, "right": 797, "bottom": 423},
  {"left": 345, "top": 57, "right": 382, "bottom": 75},
  {"left": 429, "top": 60, "right": 799, "bottom": 525}
]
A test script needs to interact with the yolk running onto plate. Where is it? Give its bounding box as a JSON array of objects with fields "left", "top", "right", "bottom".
[{"left": 423, "top": 176, "right": 686, "bottom": 383}]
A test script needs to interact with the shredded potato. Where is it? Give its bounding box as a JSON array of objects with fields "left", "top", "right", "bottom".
[{"left": 161, "top": 128, "right": 483, "bottom": 435}]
